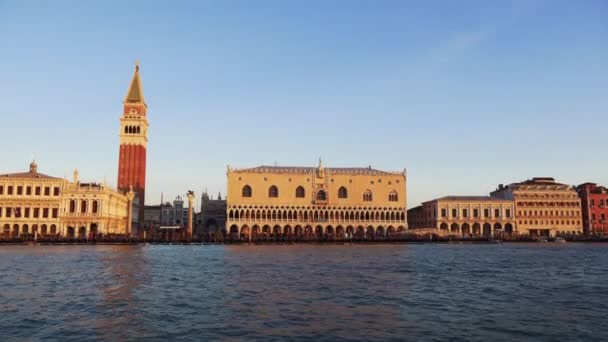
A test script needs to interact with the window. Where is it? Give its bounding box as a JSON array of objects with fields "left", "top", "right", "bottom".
[
  {"left": 363, "top": 190, "right": 372, "bottom": 202},
  {"left": 338, "top": 186, "right": 348, "bottom": 199},
  {"left": 268, "top": 185, "right": 279, "bottom": 198},
  {"left": 441, "top": 208, "right": 447, "bottom": 218},
  {"left": 494, "top": 209, "right": 500, "bottom": 217},
  {"left": 0, "top": 207, "right": 2, "bottom": 217},
  {"left": 452, "top": 208, "right": 457, "bottom": 217},
  {"left": 44, "top": 187, "right": 50, "bottom": 196},
  {"left": 35, "top": 187, "right": 41, "bottom": 195},
  {"left": 473, "top": 209, "right": 479, "bottom": 218},
  {"left": 54, "top": 187, "right": 60, "bottom": 196},
  {"left": 17, "top": 186, "right": 22, "bottom": 195},
  {"left": 43, "top": 208, "right": 49, "bottom": 218},
  {"left": 24, "top": 208, "right": 30, "bottom": 218},
  {"left": 388, "top": 191, "right": 398, "bottom": 202},
  {"left": 92, "top": 201, "right": 98, "bottom": 214},
  {"left": 242, "top": 185, "right": 252, "bottom": 197},
  {"left": 592, "top": 214, "right": 596, "bottom": 221},
  {"left": 52, "top": 208, "right": 58, "bottom": 218},
  {"left": 602, "top": 213, "right": 606, "bottom": 221},
  {"left": 463, "top": 209, "right": 468, "bottom": 218},
  {"left": 8, "top": 186, "right": 13, "bottom": 195},
  {"left": 591, "top": 199, "right": 595, "bottom": 207},
  {"left": 6, "top": 207, "right": 12, "bottom": 218},
  {"left": 26, "top": 186, "right": 31, "bottom": 195},
  {"left": 33, "top": 208, "right": 39, "bottom": 218},
  {"left": 316, "top": 190, "right": 327, "bottom": 201},
  {"left": 70, "top": 200, "right": 76, "bottom": 213},
  {"left": 0, "top": 186, "right": 3, "bottom": 195},
  {"left": 506, "top": 209, "right": 511, "bottom": 218},
  {"left": 484, "top": 209, "right": 489, "bottom": 218},
  {"left": 295, "top": 186, "right": 305, "bottom": 198}
]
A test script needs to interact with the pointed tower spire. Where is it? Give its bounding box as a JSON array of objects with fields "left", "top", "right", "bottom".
[{"left": 124, "top": 60, "right": 146, "bottom": 105}]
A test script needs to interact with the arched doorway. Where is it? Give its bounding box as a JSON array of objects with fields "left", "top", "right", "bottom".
[
  {"left": 12, "top": 224, "right": 19, "bottom": 238},
  {"left": 494, "top": 223, "right": 502, "bottom": 233},
  {"left": 325, "top": 226, "right": 334, "bottom": 237},
  {"left": 450, "top": 223, "right": 460, "bottom": 233},
  {"left": 472, "top": 223, "right": 481, "bottom": 236},
  {"left": 314, "top": 225, "right": 323, "bottom": 237},
  {"left": 240, "top": 225, "right": 250, "bottom": 240},
  {"left": 346, "top": 226, "right": 354, "bottom": 238},
  {"left": 78, "top": 226, "right": 86, "bottom": 238},
  {"left": 376, "top": 226, "right": 385, "bottom": 238},
  {"left": 336, "top": 226, "right": 345, "bottom": 239},
  {"left": 262, "top": 225, "right": 271, "bottom": 236},
  {"left": 283, "top": 225, "right": 292, "bottom": 236},
  {"left": 50, "top": 225, "right": 57, "bottom": 235},
  {"left": 440, "top": 222, "right": 448, "bottom": 230},
  {"left": 41, "top": 224, "right": 48, "bottom": 236},
  {"left": 2, "top": 224, "right": 9, "bottom": 237},
  {"left": 272, "top": 225, "right": 281, "bottom": 236},
  {"left": 294, "top": 225, "right": 303, "bottom": 237},
  {"left": 461, "top": 223, "right": 470, "bottom": 235},
  {"left": 32, "top": 224, "right": 38, "bottom": 235},
  {"left": 366, "top": 226, "right": 375, "bottom": 239},
  {"left": 482, "top": 223, "right": 492, "bottom": 236},
  {"left": 505, "top": 223, "right": 513, "bottom": 234},
  {"left": 387, "top": 226, "right": 395, "bottom": 238},
  {"left": 229, "top": 224, "right": 239, "bottom": 236},
  {"left": 67, "top": 227, "right": 75, "bottom": 238}
]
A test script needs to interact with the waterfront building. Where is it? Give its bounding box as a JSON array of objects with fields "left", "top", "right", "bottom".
[
  {"left": 196, "top": 191, "right": 227, "bottom": 236},
  {"left": 576, "top": 183, "right": 608, "bottom": 235},
  {"left": 225, "top": 161, "right": 407, "bottom": 239},
  {"left": 0, "top": 161, "right": 133, "bottom": 238},
  {"left": 60, "top": 170, "right": 133, "bottom": 237},
  {"left": 407, "top": 196, "right": 516, "bottom": 236},
  {"left": 491, "top": 177, "right": 583, "bottom": 236},
  {"left": 117, "top": 62, "right": 148, "bottom": 230}
]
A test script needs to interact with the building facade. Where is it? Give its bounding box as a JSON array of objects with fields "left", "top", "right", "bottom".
[
  {"left": 196, "top": 191, "right": 227, "bottom": 236},
  {"left": 576, "top": 183, "right": 608, "bottom": 235},
  {"left": 407, "top": 196, "right": 516, "bottom": 236},
  {"left": 491, "top": 177, "right": 583, "bottom": 236},
  {"left": 226, "top": 161, "right": 407, "bottom": 239},
  {"left": 1, "top": 162, "right": 133, "bottom": 239},
  {"left": 117, "top": 62, "right": 148, "bottom": 229}
]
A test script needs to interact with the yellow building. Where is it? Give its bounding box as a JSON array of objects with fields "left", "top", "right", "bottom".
[
  {"left": 0, "top": 161, "right": 63, "bottom": 237},
  {"left": 408, "top": 196, "right": 516, "bottom": 236},
  {"left": 491, "top": 177, "right": 583, "bottom": 236},
  {"left": 0, "top": 161, "right": 134, "bottom": 239},
  {"left": 226, "top": 161, "right": 407, "bottom": 239}
]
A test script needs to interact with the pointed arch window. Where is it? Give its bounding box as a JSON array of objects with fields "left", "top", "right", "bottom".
[
  {"left": 242, "top": 185, "right": 252, "bottom": 198},
  {"left": 338, "top": 186, "right": 348, "bottom": 199},
  {"left": 316, "top": 190, "right": 327, "bottom": 201},
  {"left": 363, "top": 190, "right": 373, "bottom": 202},
  {"left": 389, "top": 191, "right": 398, "bottom": 202},
  {"left": 268, "top": 185, "right": 279, "bottom": 198},
  {"left": 295, "top": 186, "right": 305, "bottom": 198}
]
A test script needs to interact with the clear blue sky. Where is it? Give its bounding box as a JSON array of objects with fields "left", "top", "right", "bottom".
[{"left": 1, "top": 0, "right": 606, "bottom": 208}]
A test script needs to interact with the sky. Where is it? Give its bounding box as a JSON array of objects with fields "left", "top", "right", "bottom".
[{"left": 0, "top": 0, "right": 607, "bottom": 209}]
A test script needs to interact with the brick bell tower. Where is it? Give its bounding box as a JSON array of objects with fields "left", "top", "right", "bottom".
[{"left": 117, "top": 61, "right": 148, "bottom": 230}]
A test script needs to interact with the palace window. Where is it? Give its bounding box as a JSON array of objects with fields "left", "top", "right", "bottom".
[
  {"left": 316, "top": 190, "right": 327, "bottom": 201},
  {"left": 8, "top": 186, "right": 13, "bottom": 195},
  {"left": 43, "top": 208, "right": 49, "bottom": 218},
  {"left": 441, "top": 208, "right": 447, "bottom": 218},
  {"left": 473, "top": 209, "right": 479, "bottom": 218},
  {"left": 295, "top": 186, "right": 305, "bottom": 198},
  {"left": 6, "top": 207, "right": 11, "bottom": 218},
  {"left": 70, "top": 200, "right": 76, "bottom": 213},
  {"left": 92, "top": 201, "right": 98, "bottom": 214},
  {"left": 54, "top": 187, "right": 60, "bottom": 196},
  {"left": 463, "top": 209, "right": 468, "bottom": 218},
  {"left": 242, "top": 185, "right": 252, "bottom": 198},
  {"left": 24, "top": 208, "right": 30, "bottom": 218},
  {"left": 52, "top": 208, "right": 58, "bottom": 218},
  {"left": 363, "top": 190, "right": 372, "bottom": 202},
  {"left": 494, "top": 209, "right": 500, "bottom": 217},
  {"left": 268, "top": 185, "right": 279, "bottom": 198},
  {"left": 388, "top": 191, "right": 398, "bottom": 202},
  {"left": 452, "top": 208, "right": 457, "bottom": 217},
  {"left": 506, "top": 209, "right": 511, "bottom": 218},
  {"left": 17, "top": 186, "right": 22, "bottom": 195},
  {"left": 484, "top": 209, "right": 489, "bottom": 218},
  {"left": 26, "top": 186, "right": 31, "bottom": 195},
  {"left": 35, "top": 187, "right": 41, "bottom": 195},
  {"left": 33, "top": 208, "right": 39, "bottom": 218},
  {"left": 338, "top": 186, "right": 348, "bottom": 199},
  {"left": 0, "top": 186, "right": 3, "bottom": 195},
  {"left": 44, "top": 187, "right": 50, "bottom": 196}
]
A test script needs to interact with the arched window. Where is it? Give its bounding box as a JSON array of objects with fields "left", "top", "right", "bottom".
[
  {"left": 363, "top": 190, "right": 372, "bottom": 202},
  {"left": 242, "top": 185, "right": 252, "bottom": 197},
  {"left": 295, "top": 186, "right": 305, "bottom": 198},
  {"left": 316, "top": 190, "right": 327, "bottom": 201},
  {"left": 389, "top": 191, "right": 398, "bottom": 202},
  {"left": 136, "top": 126, "right": 141, "bottom": 134},
  {"left": 70, "top": 200, "right": 76, "bottom": 213},
  {"left": 268, "top": 185, "right": 279, "bottom": 198},
  {"left": 338, "top": 186, "right": 348, "bottom": 199},
  {"left": 124, "top": 126, "right": 128, "bottom": 134}
]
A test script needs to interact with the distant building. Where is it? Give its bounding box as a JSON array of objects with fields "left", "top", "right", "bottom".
[
  {"left": 576, "top": 183, "right": 608, "bottom": 235},
  {"left": 0, "top": 161, "right": 133, "bottom": 238},
  {"left": 226, "top": 161, "right": 407, "bottom": 239},
  {"left": 407, "top": 196, "right": 515, "bottom": 236},
  {"left": 491, "top": 177, "right": 582, "bottom": 237},
  {"left": 196, "top": 191, "right": 226, "bottom": 235},
  {"left": 144, "top": 196, "right": 190, "bottom": 229}
]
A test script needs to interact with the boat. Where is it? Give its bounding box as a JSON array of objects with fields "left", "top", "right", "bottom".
[
  {"left": 553, "top": 237, "right": 566, "bottom": 243},
  {"left": 537, "top": 237, "right": 549, "bottom": 243}
]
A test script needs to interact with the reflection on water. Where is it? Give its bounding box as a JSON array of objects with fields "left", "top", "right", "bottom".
[{"left": 0, "top": 244, "right": 607, "bottom": 341}]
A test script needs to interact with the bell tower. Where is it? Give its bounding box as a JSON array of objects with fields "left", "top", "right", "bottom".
[{"left": 117, "top": 61, "right": 148, "bottom": 228}]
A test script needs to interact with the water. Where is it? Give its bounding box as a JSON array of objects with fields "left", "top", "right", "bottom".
[{"left": 0, "top": 243, "right": 607, "bottom": 341}]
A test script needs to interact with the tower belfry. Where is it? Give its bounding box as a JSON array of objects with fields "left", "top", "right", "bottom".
[{"left": 117, "top": 62, "right": 148, "bottom": 230}]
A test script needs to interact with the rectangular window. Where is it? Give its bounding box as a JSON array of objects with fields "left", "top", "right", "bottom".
[
  {"left": 17, "top": 186, "right": 23, "bottom": 195},
  {"left": 54, "top": 187, "right": 60, "bottom": 196},
  {"left": 484, "top": 209, "right": 489, "bottom": 218},
  {"left": 452, "top": 209, "right": 457, "bottom": 217},
  {"left": 8, "top": 186, "right": 13, "bottom": 195},
  {"left": 602, "top": 213, "right": 606, "bottom": 221},
  {"left": 592, "top": 214, "right": 596, "bottom": 221},
  {"left": 44, "top": 187, "right": 50, "bottom": 196},
  {"left": 52, "top": 208, "right": 58, "bottom": 218},
  {"left": 463, "top": 209, "right": 468, "bottom": 218},
  {"left": 0, "top": 207, "right": 2, "bottom": 217},
  {"left": 0, "top": 185, "right": 3, "bottom": 195},
  {"left": 473, "top": 209, "right": 479, "bottom": 218},
  {"left": 441, "top": 209, "right": 447, "bottom": 218},
  {"left": 35, "top": 187, "right": 41, "bottom": 195},
  {"left": 33, "top": 208, "right": 39, "bottom": 218},
  {"left": 506, "top": 209, "right": 511, "bottom": 218},
  {"left": 43, "top": 208, "right": 49, "bottom": 218},
  {"left": 24, "top": 208, "right": 30, "bottom": 218},
  {"left": 6, "top": 207, "right": 12, "bottom": 218},
  {"left": 26, "top": 186, "right": 32, "bottom": 195},
  {"left": 494, "top": 209, "right": 500, "bottom": 217}
]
